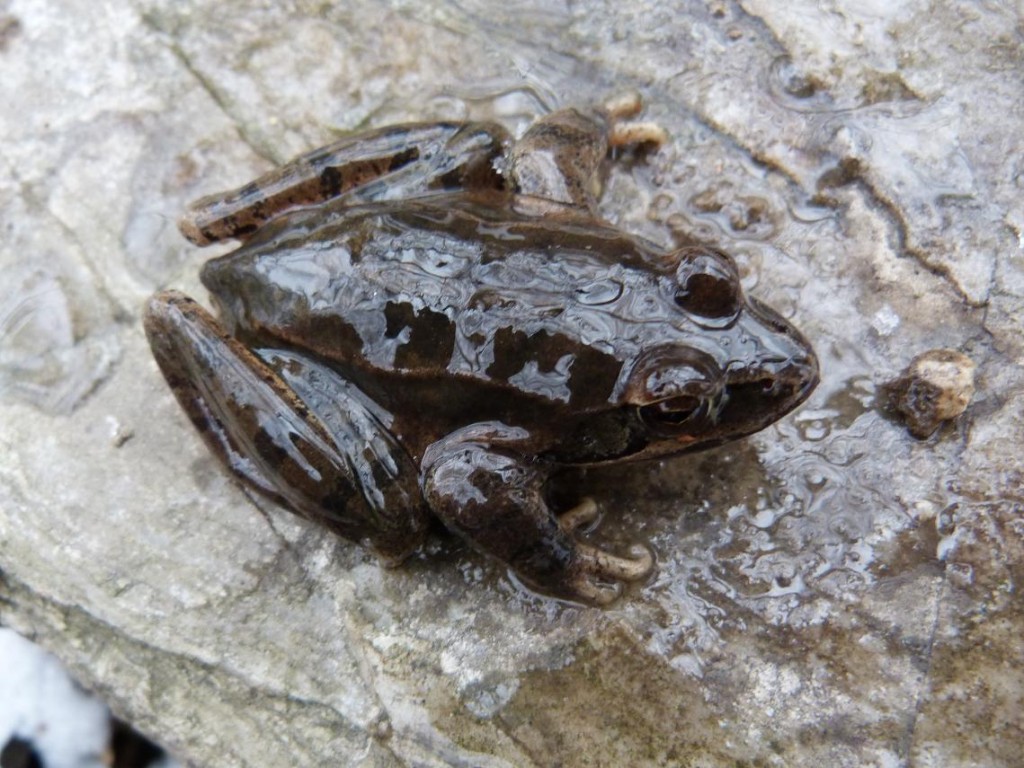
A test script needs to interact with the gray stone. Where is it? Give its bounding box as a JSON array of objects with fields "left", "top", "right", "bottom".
[{"left": 1, "top": 1, "right": 1021, "bottom": 766}]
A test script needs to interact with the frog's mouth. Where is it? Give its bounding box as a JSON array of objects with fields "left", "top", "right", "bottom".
[
  {"left": 714, "top": 357, "right": 818, "bottom": 438},
  {"left": 636, "top": 356, "right": 817, "bottom": 448}
]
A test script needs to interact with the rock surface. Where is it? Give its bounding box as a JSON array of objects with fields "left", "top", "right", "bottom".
[{"left": 1, "top": 1, "right": 1021, "bottom": 766}]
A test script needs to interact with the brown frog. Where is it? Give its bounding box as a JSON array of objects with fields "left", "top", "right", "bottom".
[{"left": 144, "top": 95, "right": 818, "bottom": 604}]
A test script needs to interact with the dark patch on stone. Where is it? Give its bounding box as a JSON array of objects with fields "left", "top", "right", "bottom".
[{"left": 0, "top": 737, "right": 42, "bottom": 768}]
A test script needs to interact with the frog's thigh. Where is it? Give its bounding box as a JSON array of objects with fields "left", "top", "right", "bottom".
[
  {"left": 144, "top": 290, "right": 429, "bottom": 563},
  {"left": 421, "top": 425, "right": 652, "bottom": 605},
  {"left": 181, "top": 121, "right": 510, "bottom": 246}
]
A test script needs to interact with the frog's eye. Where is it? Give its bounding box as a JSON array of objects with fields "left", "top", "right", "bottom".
[
  {"left": 639, "top": 395, "right": 704, "bottom": 431},
  {"left": 673, "top": 249, "right": 742, "bottom": 323}
]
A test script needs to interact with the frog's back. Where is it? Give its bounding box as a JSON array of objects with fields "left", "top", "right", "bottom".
[{"left": 201, "top": 195, "right": 676, "bottom": 413}]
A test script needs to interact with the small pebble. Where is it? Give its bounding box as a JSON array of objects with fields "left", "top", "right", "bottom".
[{"left": 883, "top": 349, "right": 977, "bottom": 438}]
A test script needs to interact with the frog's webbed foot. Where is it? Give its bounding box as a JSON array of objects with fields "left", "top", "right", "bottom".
[
  {"left": 180, "top": 120, "right": 510, "bottom": 246},
  {"left": 422, "top": 426, "right": 653, "bottom": 605},
  {"left": 144, "top": 290, "right": 429, "bottom": 562}
]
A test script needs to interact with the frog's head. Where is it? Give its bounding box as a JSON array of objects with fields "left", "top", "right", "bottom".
[{"left": 619, "top": 246, "right": 818, "bottom": 459}]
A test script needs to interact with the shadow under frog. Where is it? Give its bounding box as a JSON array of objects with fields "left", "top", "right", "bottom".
[{"left": 144, "top": 95, "right": 818, "bottom": 604}]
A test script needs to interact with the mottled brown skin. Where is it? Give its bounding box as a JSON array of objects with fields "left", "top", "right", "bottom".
[
  {"left": 144, "top": 98, "right": 819, "bottom": 604},
  {"left": 180, "top": 122, "right": 510, "bottom": 246}
]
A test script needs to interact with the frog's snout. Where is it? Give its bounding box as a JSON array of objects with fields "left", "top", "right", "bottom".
[
  {"left": 719, "top": 297, "right": 820, "bottom": 431},
  {"left": 719, "top": 349, "right": 819, "bottom": 433}
]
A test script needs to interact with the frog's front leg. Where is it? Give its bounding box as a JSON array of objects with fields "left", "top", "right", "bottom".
[
  {"left": 144, "top": 291, "right": 429, "bottom": 563},
  {"left": 422, "top": 424, "right": 653, "bottom": 604},
  {"left": 508, "top": 93, "right": 668, "bottom": 214},
  {"left": 181, "top": 120, "right": 511, "bottom": 246}
]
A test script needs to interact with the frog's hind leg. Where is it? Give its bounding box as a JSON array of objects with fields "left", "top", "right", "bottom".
[
  {"left": 144, "top": 290, "right": 429, "bottom": 563},
  {"left": 422, "top": 425, "right": 653, "bottom": 605},
  {"left": 180, "top": 120, "right": 511, "bottom": 246}
]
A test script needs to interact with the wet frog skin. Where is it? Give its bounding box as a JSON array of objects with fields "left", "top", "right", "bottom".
[{"left": 144, "top": 95, "right": 818, "bottom": 604}]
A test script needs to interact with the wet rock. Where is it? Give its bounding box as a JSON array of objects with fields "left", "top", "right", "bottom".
[{"left": 1, "top": 2, "right": 1022, "bottom": 767}]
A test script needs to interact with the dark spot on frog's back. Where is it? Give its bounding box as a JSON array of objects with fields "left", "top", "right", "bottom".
[
  {"left": 487, "top": 327, "right": 621, "bottom": 407},
  {"left": 252, "top": 426, "right": 292, "bottom": 469},
  {"left": 385, "top": 301, "right": 457, "bottom": 370},
  {"left": 568, "top": 344, "right": 623, "bottom": 408},
  {"left": 388, "top": 147, "right": 419, "bottom": 171},
  {"left": 319, "top": 166, "right": 344, "bottom": 199},
  {"left": 487, "top": 327, "right": 548, "bottom": 380},
  {"left": 280, "top": 311, "right": 364, "bottom": 364}
]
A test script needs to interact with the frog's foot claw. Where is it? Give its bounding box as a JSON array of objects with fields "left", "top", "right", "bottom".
[
  {"left": 558, "top": 497, "right": 600, "bottom": 532},
  {"left": 601, "top": 92, "right": 668, "bottom": 148},
  {"left": 609, "top": 121, "right": 669, "bottom": 148}
]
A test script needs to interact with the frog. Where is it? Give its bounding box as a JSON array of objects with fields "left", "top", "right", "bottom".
[{"left": 144, "top": 94, "right": 818, "bottom": 605}]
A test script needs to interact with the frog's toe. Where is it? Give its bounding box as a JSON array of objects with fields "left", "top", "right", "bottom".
[
  {"left": 567, "top": 544, "right": 653, "bottom": 604},
  {"left": 600, "top": 92, "right": 668, "bottom": 148},
  {"left": 609, "top": 121, "right": 669, "bottom": 148},
  {"left": 558, "top": 497, "right": 600, "bottom": 532},
  {"left": 602, "top": 91, "right": 643, "bottom": 119},
  {"left": 577, "top": 541, "right": 654, "bottom": 582}
]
